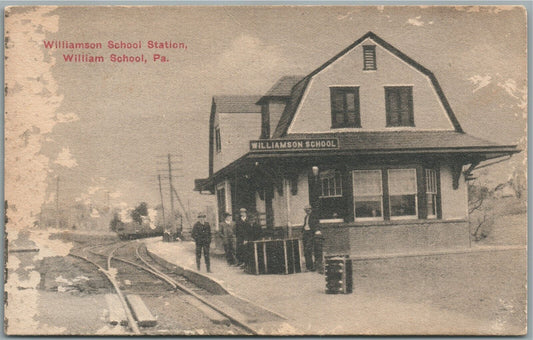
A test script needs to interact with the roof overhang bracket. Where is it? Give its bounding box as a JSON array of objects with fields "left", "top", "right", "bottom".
[
  {"left": 254, "top": 163, "right": 285, "bottom": 195},
  {"left": 451, "top": 161, "right": 464, "bottom": 190},
  {"left": 463, "top": 160, "right": 481, "bottom": 182}
]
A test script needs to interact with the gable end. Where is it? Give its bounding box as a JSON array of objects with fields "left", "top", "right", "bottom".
[{"left": 272, "top": 31, "right": 463, "bottom": 138}]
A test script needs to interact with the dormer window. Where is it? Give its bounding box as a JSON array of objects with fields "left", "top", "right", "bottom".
[
  {"left": 330, "top": 87, "right": 361, "bottom": 128},
  {"left": 363, "top": 45, "right": 376, "bottom": 70},
  {"left": 215, "top": 126, "right": 221, "bottom": 153}
]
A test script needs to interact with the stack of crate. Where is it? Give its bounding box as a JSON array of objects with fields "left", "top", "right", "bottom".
[{"left": 325, "top": 255, "right": 353, "bottom": 294}]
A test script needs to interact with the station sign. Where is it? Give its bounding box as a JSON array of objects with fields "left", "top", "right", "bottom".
[{"left": 249, "top": 138, "right": 339, "bottom": 152}]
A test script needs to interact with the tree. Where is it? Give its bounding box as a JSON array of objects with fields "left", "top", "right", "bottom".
[
  {"left": 131, "top": 202, "right": 148, "bottom": 225},
  {"left": 468, "top": 181, "right": 490, "bottom": 214},
  {"left": 468, "top": 181, "right": 493, "bottom": 242},
  {"left": 109, "top": 212, "right": 122, "bottom": 232}
]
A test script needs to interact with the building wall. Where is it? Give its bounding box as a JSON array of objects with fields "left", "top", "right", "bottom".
[
  {"left": 288, "top": 173, "right": 310, "bottom": 226},
  {"left": 214, "top": 180, "right": 232, "bottom": 230},
  {"left": 272, "top": 188, "right": 288, "bottom": 227},
  {"left": 213, "top": 112, "right": 261, "bottom": 173},
  {"left": 345, "top": 220, "right": 470, "bottom": 255},
  {"left": 268, "top": 100, "right": 287, "bottom": 138},
  {"left": 288, "top": 37, "right": 454, "bottom": 133},
  {"left": 440, "top": 164, "right": 468, "bottom": 220},
  {"left": 255, "top": 191, "right": 266, "bottom": 215}
]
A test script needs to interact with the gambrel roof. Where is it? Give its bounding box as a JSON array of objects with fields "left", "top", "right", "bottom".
[
  {"left": 272, "top": 31, "right": 463, "bottom": 138},
  {"left": 256, "top": 75, "right": 305, "bottom": 104},
  {"left": 195, "top": 32, "right": 519, "bottom": 192}
]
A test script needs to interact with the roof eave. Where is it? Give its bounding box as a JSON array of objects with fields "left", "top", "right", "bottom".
[
  {"left": 256, "top": 95, "right": 290, "bottom": 105},
  {"left": 246, "top": 145, "right": 519, "bottom": 158},
  {"left": 202, "top": 145, "right": 518, "bottom": 186}
]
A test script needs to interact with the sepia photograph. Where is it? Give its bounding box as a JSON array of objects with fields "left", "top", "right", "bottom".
[{"left": 3, "top": 5, "right": 527, "bottom": 335}]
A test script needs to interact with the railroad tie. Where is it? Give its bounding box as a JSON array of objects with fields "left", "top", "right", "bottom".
[
  {"left": 181, "top": 295, "right": 231, "bottom": 326},
  {"left": 105, "top": 294, "right": 128, "bottom": 326},
  {"left": 126, "top": 294, "right": 158, "bottom": 327}
]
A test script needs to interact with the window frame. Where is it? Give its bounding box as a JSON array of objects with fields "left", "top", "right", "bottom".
[
  {"left": 425, "top": 169, "right": 438, "bottom": 219},
  {"left": 385, "top": 86, "right": 414, "bottom": 127},
  {"left": 387, "top": 168, "right": 418, "bottom": 220},
  {"left": 330, "top": 86, "right": 361, "bottom": 129},
  {"left": 317, "top": 166, "right": 441, "bottom": 223},
  {"left": 352, "top": 169, "right": 384, "bottom": 221},
  {"left": 319, "top": 169, "right": 343, "bottom": 198},
  {"left": 363, "top": 45, "right": 377, "bottom": 71}
]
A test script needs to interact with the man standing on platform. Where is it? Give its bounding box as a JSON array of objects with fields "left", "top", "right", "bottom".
[
  {"left": 235, "top": 207, "right": 250, "bottom": 267},
  {"left": 302, "top": 205, "right": 319, "bottom": 271},
  {"left": 220, "top": 212, "right": 237, "bottom": 266},
  {"left": 192, "top": 213, "right": 212, "bottom": 273}
]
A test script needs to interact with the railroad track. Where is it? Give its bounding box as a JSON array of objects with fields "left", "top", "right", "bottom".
[{"left": 68, "top": 240, "right": 273, "bottom": 335}]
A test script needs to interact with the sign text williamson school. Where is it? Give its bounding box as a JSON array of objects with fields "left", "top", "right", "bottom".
[{"left": 249, "top": 139, "right": 339, "bottom": 152}]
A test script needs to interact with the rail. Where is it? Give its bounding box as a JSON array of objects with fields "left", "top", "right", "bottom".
[{"left": 76, "top": 241, "right": 258, "bottom": 335}]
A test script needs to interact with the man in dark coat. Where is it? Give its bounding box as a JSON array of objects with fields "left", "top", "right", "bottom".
[
  {"left": 235, "top": 208, "right": 250, "bottom": 267},
  {"left": 192, "top": 213, "right": 212, "bottom": 272},
  {"left": 245, "top": 211, "right": 262, "bottom": 242},
  {"left": 219, "top": 212, "right": 237, "bottom": 265},
  {"left": 302, "top": 205, "right": 319, "bottom": 271}
]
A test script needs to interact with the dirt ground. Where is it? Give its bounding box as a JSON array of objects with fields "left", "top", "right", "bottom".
[
  {"left": 36, "top": 291, "right": 114, "bottom": 335},
  {"left": 37, "top": 256, "right": 112, "bottom": 293},
  {"left": 354, "top": 248, "right": 526, "bottom": 334},
  {"left": 149, "top": 227, "right": 527, "bottom": 335}
]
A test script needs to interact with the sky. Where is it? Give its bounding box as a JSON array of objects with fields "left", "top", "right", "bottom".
[{"left": 5, "top": 5, "right": 527, "bottom": 228}]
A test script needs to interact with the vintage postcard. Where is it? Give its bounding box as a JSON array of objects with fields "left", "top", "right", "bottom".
[{"left": 4, "top": 5, "right": 527, "bottom": 336}]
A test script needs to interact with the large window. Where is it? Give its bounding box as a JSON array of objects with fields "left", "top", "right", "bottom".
[
  {"left": 316, "top": 169, "right": 345, "bottom": 220},
  {"left": 425, "top": 169, "right": 438, "bottom": 218},
  {"left": 344, "top": 167, "right": 441, "bottom": 222},
  {"left": 388, "top": 169, "right": 418, "bottom": 219},
  {"left": 353, "top": 170, "right": 383, "bottom": 220},
  {"left": 385, "top": 86, "right": 414, "bottom": 127},
  {"left": 320, "top": 170, "right": 343, "bottom": 198},
  {"left": 215, "top": 127, "right": 221, "bottom": 153},
  {"left": 330, "top": 87, "right": 361, "bottom": 128}
]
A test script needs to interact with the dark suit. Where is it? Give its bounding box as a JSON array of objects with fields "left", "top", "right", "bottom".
[
  {"left": 235, "top": 217, "right": 250, "bottom": 264},
  {"left": 192, "top": 221, "right": 211, "bottom": 271},
  {"left": 302, "top": 212, "right": 319, "bottom": 270}
]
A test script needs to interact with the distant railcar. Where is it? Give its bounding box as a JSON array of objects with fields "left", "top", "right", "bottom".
[{"left": 116, "top": 221, "right": 163, "bottom": 240}]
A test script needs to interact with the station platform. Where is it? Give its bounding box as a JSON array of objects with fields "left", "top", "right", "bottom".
[{"left": 143, "top": 238, "right": 496, "bottom": 335}]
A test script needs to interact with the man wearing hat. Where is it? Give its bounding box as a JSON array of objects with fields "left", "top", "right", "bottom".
[
  {"left": 235, "top": 207, "right": 250, "bottom": 267},
  {"left": 220, "top": 212, "right": 237, "bottom": 266},
  {"left": 192, "top": 213, "right": 212, "bottom": 272},
  {"left": 302, "top": 205, "right": 320, "bottom": 271}
]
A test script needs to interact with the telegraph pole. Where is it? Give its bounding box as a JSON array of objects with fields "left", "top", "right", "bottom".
[
  {"left": 172, "top": 186, "right": 192, "bottom": 229},
  {"left": 105, "top": 191, "right": 110, "bottom": 209},
  {"left": 158, "top": 174, "right": 166, "bottom": 227},
  {"left": 167, "top": 154, "right": 175, "bottom": 227}
]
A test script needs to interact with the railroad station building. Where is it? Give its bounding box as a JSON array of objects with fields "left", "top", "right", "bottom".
[{"left": 194, "top": 32, "right": 518, "bottom": 256}]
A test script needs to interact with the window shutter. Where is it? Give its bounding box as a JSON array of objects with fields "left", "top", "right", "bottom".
[
  {"left": 330, "top": 87, "right": 361, "bottom": 128},
  {"left": 385, "top": 87, "right": 414, "bottom": 127},
  {"left": 363, "top": 45, "right": 376, "bottom": 70}
]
